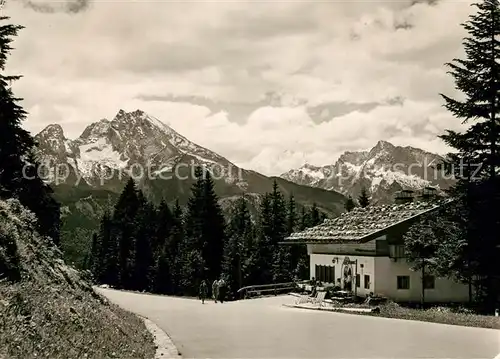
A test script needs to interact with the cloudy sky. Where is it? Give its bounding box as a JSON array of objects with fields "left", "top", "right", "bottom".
[{"left": 4, "top": 0, "right": 474, "bottom": 175}]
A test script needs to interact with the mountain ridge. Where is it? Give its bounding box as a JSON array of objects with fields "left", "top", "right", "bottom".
[{"left": 281, "top": 140, "right": 454, "bottom": 204}]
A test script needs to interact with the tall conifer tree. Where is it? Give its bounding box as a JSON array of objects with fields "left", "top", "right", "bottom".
[
  {"left": 91, "top": 211, "right": 118, "bottom": 286},
  {"left": 169, "top": 199, "right": 184, "bottom": 294},
  {"left": 182, "top": 167, "right": 225, "bottom": 294},
  {"left": 255, "top": 193, "right": 274, "bottom": 284},
  {"left": 113, "top": 178, "right": 140, "bottom": 289},
  {"left": 223, "top": 194, "right": 254, "bottom": 299},
  {"left": 0, "top": 18, "right": 60, "bottom": 244},
  {"left": 132, "top": 190, "right": 155, "bottom": 291},
  {"left": 152, "top": 200, "right": 173, "bottom": 294},
  {"left": 269, "top": 181, "right": 290, "bottom": 282},
  {"left": 438, "top": 0, "right": 500, "bottom": 311}
]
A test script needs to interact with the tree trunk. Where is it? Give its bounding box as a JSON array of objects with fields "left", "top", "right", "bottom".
[
  {"left": 468, "top": 276, "right": 473, "bottom": 305},
  {"left": 238, "top": 255, "right": 242, "bottom": 291},
  {"left": 421, "top": 259, "right": 425, "bottom": 309}
]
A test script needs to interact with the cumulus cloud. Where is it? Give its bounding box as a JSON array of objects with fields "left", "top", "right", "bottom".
[{"left": 2, "top": 0, "right": 475, "bottom": 175}]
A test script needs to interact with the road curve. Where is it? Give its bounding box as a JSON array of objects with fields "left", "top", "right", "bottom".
[{"left": 97, "top": 288, "right": 500, "bottom": 359}]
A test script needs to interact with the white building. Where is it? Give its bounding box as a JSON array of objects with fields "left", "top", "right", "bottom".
[{"left": 284, "top": 199, "right": 470, "bottom": 303}]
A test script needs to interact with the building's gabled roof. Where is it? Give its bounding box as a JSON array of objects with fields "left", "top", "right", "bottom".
[{"left": 284, "top": 199, "right": 451, "bottom": 244}]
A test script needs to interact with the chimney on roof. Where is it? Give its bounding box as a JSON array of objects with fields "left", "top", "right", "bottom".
[{"left": 394, "top": 189, "right": 414, "bottom": 204}]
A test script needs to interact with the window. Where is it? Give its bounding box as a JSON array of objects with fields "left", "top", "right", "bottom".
[
  {"left": 329, "top": 266, "right": 335, "bottom": 283},
  {"left": 389, "top": 245, "right": 406, "bottom": 258},
  {"left": 397, "top": 276, "right": 410, "bottom": 290},
  {"left": 364, "top": 275, "right": 370, "bottom": 289},
  {"left": 356, "top": 274, "right": 360, "bottom": 288},
  {"left": 423, "top": 275, "right": 435, "bottom": 289},
  {"left": 314, "top": 265, "right": 335, "bottom": 283}
]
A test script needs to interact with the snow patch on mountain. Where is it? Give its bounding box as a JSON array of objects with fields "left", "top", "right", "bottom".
[{"left": 76, "top": 138, "right": 128, "bottom": 179}]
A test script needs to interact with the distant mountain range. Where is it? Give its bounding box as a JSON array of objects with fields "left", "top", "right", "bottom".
[
  {"left": 35, "top": 109, "right": 346, "bottom": 266},
  {"left": 36, "top": 109, "right": 456, "bottom": 265},
  {"left": 280, "top": 140, "right": 455, "bottom": 204}
]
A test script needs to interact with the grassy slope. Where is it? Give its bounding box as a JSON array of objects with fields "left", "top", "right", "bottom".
[
  {"left": 0, "top": 199, "right": 155, "bottom": 359},
  {"left": 370, "top": 301, "right": 500, "bottom": 329}
]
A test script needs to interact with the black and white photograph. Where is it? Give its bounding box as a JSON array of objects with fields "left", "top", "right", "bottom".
[{"left": 0, "top": 0, "right": 499, "bottom": 358}]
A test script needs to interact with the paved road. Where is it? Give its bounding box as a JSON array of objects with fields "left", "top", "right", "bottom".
[{"left": 98, "top": 288, "right": 499, "bottom": 358}]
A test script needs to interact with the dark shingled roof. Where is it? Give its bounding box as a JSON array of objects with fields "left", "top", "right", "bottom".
[{"left": 285, "top": 199, "right": 450, "bottom": 244}]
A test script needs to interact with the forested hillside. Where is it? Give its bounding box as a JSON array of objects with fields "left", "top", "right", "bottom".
[{"left": 87, "top": 168, "right": 327, "bottom": 299}]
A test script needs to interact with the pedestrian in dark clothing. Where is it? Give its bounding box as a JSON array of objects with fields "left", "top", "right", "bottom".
[
  {"left": 199, "top": 280, "right": 208, "bottom": 304},
  {"left": 212, "top": 279, "right": 219, "bottom": 303},
  {"left": 217, "top": 278, "right": 226, "bottom": 303}
]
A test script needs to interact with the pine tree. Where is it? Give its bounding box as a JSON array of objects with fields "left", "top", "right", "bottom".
[
  {"left": 255, "top": 193, "right": 274, "bottom": 284},
  {"left": 438, "top": 0, "right": 500, "bottom": 312},
  {"left": 132, "top": 190, "right": 155, "bottom": 291},
  {"left": 286, "top": 194, "right": 297, "bottom": 235},
  {"left": 286, "top": 195, "right": 308, "bottom": 280},
  {"left": 169, "top": 199, "right": 184, "bottom": 295},
  {"left": 182, "top": 167, "right": 225, "bottom": 295},
  {"left": 345, "top": 195, "right": 355, "bottom": 212},
  {"left": 0, "top": 18, "right": 60, "bottom": 244},
  {"left": 91, "top": 211, "right": 118, "bottom": 286},
  {"left": 155, "top": 200, "right": 172, "bottom": 256},
  {"left": 223, "top": 194, "right": 254, "bottom": 299},
  {"left": 269, "top": 181, "right": 291, "bottom": 283},
  {"left": 201, "top": 169, "right": 226, "bottom": 282},
  {"left": 0, "top": 19, "right": 34, "bottom": 196},
  {"left": 358, "top": 187, "right": 370, "bottom": 208},
  {"left": 113, "top": 178, "right": 141, "bottom": 289},
  {"left": 181, "top": 169, "right": 205, "bottom": 294},
  {"left": 152, "top": 200, "right": 173, "bottom": 294}
]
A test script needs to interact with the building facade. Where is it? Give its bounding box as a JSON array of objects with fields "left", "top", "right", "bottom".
[{"left": 285, "top": 199, "right": 470, "bottom": 303}]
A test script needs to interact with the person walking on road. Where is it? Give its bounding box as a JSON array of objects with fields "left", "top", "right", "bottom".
[
  {"left": 212, "top": 279, "right": 219, "bottom": 303},
  {"left": 217, "top": 277, "right": 227, "bottom": 303},
  {"left": 199, "top": 280, "right": 208, "bottom": 304}
]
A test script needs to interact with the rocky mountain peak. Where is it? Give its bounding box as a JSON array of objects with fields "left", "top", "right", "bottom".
[
  {"left": 375, "top": 139, "right": 395, "bottom": 149},
  {"left": 79, "top": 119, "right": 111, "bottom": 142},
  {"left": 34, "top": 124, "right": 74, "bottom": 169},
  {"left": 115, "top": 109, "right": 127, "bottom": 118},
  {"left": 36, "top": 124, "right": 66, "bottom": 140},
  {"left": 34, "top": 109, "right": 240, "bottom": 187},
  {"left": 369, "top": 140, "right": 395, "bottom": 157}
]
